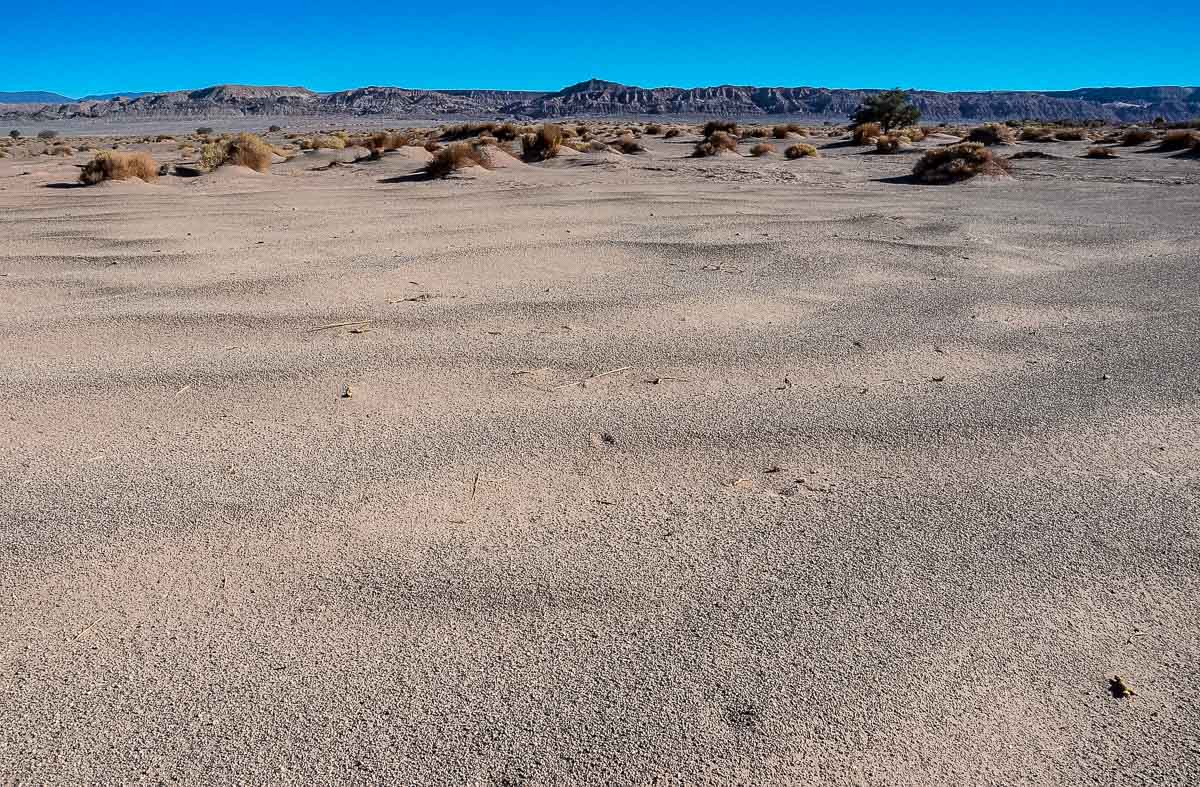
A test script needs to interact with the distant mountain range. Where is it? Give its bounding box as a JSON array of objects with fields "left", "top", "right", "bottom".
[
  {"left": 2, "top": 80, "right": 1198, "bottom": 123},
  {"left": 0, "top": 90, "right": 153, "bottom": 104}
]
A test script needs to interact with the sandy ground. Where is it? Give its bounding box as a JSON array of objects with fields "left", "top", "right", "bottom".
[{"left": 2, "top": 129, "right": 1199, "bottom": 785}]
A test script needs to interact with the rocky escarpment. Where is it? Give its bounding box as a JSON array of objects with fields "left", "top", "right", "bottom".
[{"left": 2, "top": 80, "right": 1197, "bottom": 123}]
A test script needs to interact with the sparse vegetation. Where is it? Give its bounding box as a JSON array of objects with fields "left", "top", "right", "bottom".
[
  {"left": 37, "top": 130, "right": 58, "bottom": 140},
  {"left": 702, "top": 120, "right": 738, "bottom": 137},
  {"left": 785, "top": 143, "right": 819, "bottom": 159},
  {"left": 875, "top": 135, "right": 906, "bottom": 153},
  {"left": 79, "top": 151, "right": 159, "bottom": 185},
  {"left": 851, "top": 122, "right": 882, "bottom": 145},
  {"left": 610, "top": 135, "right": 645, "bottom": 154},
  {"left": 1158, "top": 130, "right": 1200, "bottom": 151},
  {"left": 743, "top": 127, "right": 769, "bottom": 139},
  {"left": 196, "top": 126, "right": 214, "bottom": 135},
  {"left": 1085, "top": 146, "right": 1119, "bottom": 158},
  {"left": 424, "top": 142, "right": 490, "bottom": 177},
  {"left": 1121, "top": 128, "right": 1155, "bottom": 145},
  {"left": 965, "top": 124, "right": 1016, "bottom": 145},
  {"left": 663, "top": 128, "right": 682, "bottom": 139},
  {"left": 644, "top": 123, "right": 664, "bottom": 135},
  {"left": 223, "top": 133, "right": 274, "bottom": 172},
  {"left": 1055, "top": 128, "right": 1088, "bottom": 141},
  {"left": 913, "top": 142, "right": 1010, "bottom": 184},
  {"left": 268, "top": 125, "right": 282, "bottom": 132},
  {"left": 9, "top": 130, "right": 21, "bottom": 139},
  {"left": 693, "top": 131, "right": 738, "bottom": 157},
  {"left": 749, "top": 142, "right": 773, "bottom": 156},
  {"left": 1019, "top": 127, "right": 1056, "bottom": 142},
  {"left": 850, "top": 89, "right": 921, "bottom": 133},
  {"left": 521, "top": 124, "right": 563, "bottom": 161},
  {"left": 304, "top": 135, "right": 347, "bottom": 150}
]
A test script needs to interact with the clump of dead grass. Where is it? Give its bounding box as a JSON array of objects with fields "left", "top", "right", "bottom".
[
  {"left": 749, "top": 142, "right": 773, "bottom": 156},
  {"left": 79, "top": 151, "right": 159, "bottom": 185},
  {"left": 785, "top": 143, "right": 819, "bottom": 159},
  {"left": 1085, "top": 146, "right": 1119, "bottom": 158},
  {"left": 964, "top": 124, "right": 1016, "bottom": 145},
  {"left": 702, "top": 120, "right": 738, "bottom": 137},
  {"left": 875, "top": 135, "right": 908, "bottom": 153},
  {"left": 1054, "top": 127, "right": 1088, "bottom": 141},
  {"left": 1019, "top": 127, "right": 1056, "bottom": 142},
  {"left": 644, "top": 123, "right": 664, "bottom": 135},
  {"left": 521, "top": 124, "right": 564, "bottom": 161},
  {"left": 693, "top": 130, "right": 738, "bottom": 157},
  {"left": 1158, "top": 130, "right": 1200, "bottom": 151},
  {"left": 851, "top": 122, "right": 882, "bottom": 145},
  {"left": 610, "top": 135, "right": 645, "bottom": 154},
  {"left": 424, "top": 142, "right": 491, "bottom": 177},
  {"left": 913, "top": 142, "right": 1011, "bottom": 183},
  {"left": 663, "top": 128, "right": 682, "bottom": 139},
  {"left": 1120, "top": 128, "right": 1155, "bottom": 145}
]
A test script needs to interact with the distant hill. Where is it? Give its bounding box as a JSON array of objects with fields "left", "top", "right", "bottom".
[
  {"left": 1, "top": 80, "right": 1197, "bottom": 122},
  {"left": 76, "top": 91, "right": 155, "bottom": 101},
  {"left": 0, "top": 91, "right": 74, "bottom": 104}
]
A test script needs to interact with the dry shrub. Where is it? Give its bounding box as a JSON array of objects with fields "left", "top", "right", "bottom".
[
  {"left": 587, "top": 140, "right": 608, "bottom": 152},
  {"left": 875, "top": 135, "right": 905, "bottom": 153},
  {"left": 1121, "top": 128, "right": 1155, "bottom": 145},
  {"left": 965, "top": 124, "right": 1016, "bottom": 145},
  {"left": 493, "top": 123, "right": 519, "bottom": 141},
  {"left": 749, "top": 142, "right": 773, "bottom": 156},
  {"left": 1020, "top": 127, "right": 1056, "bottom": 142},
  {"left": 521, "top": 124, "right": 563, "bottom": 161},
  {"left": 1055, "top": 127, "right": 1088, "bottom": 141},
  {"left": 743, "top": 127, "right": 769, "bottom": 138},
  {"left": 702, "top": 119, "right": 738, "bottom": 137},
  {"left": 424, "top": 142, "right": 490, "bottom": 177},
  {"left": 79, "top": 151, "right": 159, "bottom": 185},
  {"left": 644, "top": 123, "right": 664, "bottom": 135},
  {"left": 223, "top": 133, "right": 273, "bottom": 172},
  {"left": 47, "top": 145, "right": 74, "bottom": 156},
  {"left": 663, "top": 128, "right": 681, "bottom": 139},
  {"left": 913, "top": 142, "right": 1010, "bottom": 184},
  {"left": 772, "top": 125, "right": 792, "bottom": 139},
  {"left": 442, "top": 122, "right": 499, "bottom": 141},
  {"left": 1009, "top": 150, "right": 1057, "bottom": 160},
  {"left": 304, "top": 135, "right": 346, "bottom": 150},
  {"left": 1158, "top": 130, "right": 1200, "bottom": 151},
  {"left": 785, "top": 143, "right": 819, "bottom": 159},
  {"left": 693, "top": 131, "right": 738, "bottom": 157},
  {"left": 851, "top": 122, "right": 882, "bottom": 145},
  {"left": 1085, "top": 146, "right": 1119, "bottom": 158},
  {"left": 610, "top": 135, "right": 645, "bottom": 154}
]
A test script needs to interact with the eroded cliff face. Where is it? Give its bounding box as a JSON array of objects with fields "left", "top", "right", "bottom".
[{"left": 3, "top": 80, "right": 1197, "bottom": 122}]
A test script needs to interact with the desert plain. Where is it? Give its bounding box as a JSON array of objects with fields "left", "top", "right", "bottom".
[{"left": 1, "top": 122, "right": 1198, "bottom": 784}]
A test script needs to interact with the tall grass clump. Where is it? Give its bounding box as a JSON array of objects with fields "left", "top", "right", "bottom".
[
  {"left": 79, "top": 151, "right": 159, "bottom": 185},
  {"left": 521, "top": 124, "right": 563, "bottom": 161},
  {"left": 693, "top": 130, "right": 738, "bottom": 157},
  {"left": 424, "top": 142, "right": 491, "bottom": 177}
]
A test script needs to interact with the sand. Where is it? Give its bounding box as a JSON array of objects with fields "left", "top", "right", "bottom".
[{"left": 1, "top": 128, "right": 1198, "bottom": 784}]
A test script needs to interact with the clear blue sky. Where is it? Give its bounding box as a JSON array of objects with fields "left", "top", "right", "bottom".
[{"left": 5, "top": 0, "right": 1197, "bottom": 96}]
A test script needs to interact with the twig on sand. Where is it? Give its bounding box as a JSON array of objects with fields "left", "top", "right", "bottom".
[
  {"left": 307, "top": 320, "right": 370, "bottom": 333},
  {"left": 552, "top": 366, "right": 632, "bottom": 390},
  {"left": 470, "top": 470, "right": 480, "bottom": 501},
  {"left": 73, "top": 616, "right": 104, "bottom": 642},
  {"left": 174, "top": 384, "right": 192, "bottom": 398},
  {"left": 646, "top": 376, "right": 690, "bottom": 384}
]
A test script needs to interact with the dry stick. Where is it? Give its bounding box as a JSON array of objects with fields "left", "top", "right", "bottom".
[
  {"left": 552, "top": 366, "right": 632, "bottom": 391},
  {"left": 470, "top": 470, "right": 480, "bottom": 501},
  {"left": 307, "top": 320, "right": 370, "bottom": 333},
  {"left": 73, "top": 616, "right": 104, "bottom": 642}
]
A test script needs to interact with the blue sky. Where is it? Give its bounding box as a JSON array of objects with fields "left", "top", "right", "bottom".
[{"left": 5, "top": 0, "right": 1197, "bottom": 96}]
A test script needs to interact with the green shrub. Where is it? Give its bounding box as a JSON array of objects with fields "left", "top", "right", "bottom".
[{"left": 850, "top": 89, "right": 920, "bottom": 132}]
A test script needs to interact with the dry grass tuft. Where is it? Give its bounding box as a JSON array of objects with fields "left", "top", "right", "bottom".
[
  {"left": 1085, "top": 146, "right": 1119, "bottom": 158},
  {"left": 965, "top": 124, "right": 1016, "bottom": 145},
  {"left": 693, "top": 130, "right": 738, "bottom": 157},
  {"left": 224, "top": 133, "right": 274, "bottom": 172},
  {"left": 913, "top": 142, "right": 1011, "bottom": 183},
  {"left": 742, "top": 127, "right": 769, "bottom": 139},
  {"left": 521, "top": 124, "right": 564, "bottom": 161},
  {"left": 1054, "top": 128, "right": 1088, "bottom": 141},
  {"left": 424, "top": 142, "right": 491, "bottom": 177},
  {"left": 875, "top": 135, "right": 909, "bottom": 153},
  {"left": 663, "top": 128, "right": 682, "bottom": 139},
  {"left": 1158, "top": 130, "right": 1200, "bottom": 151},
  {"left": 749, "top": 142, "right": 773, "bottom": 156},
  {"left": 304, "top": 135, "right": 347, "bottom": 150},
  {"left": 1019, "top": 127, "right": 1056, "bottom": 142},
  {"left": 702, "top": 120, "right": 738, "bottom": 137},
  {"left": 644, "top": 123, "right": 664, "bottom": 135},
  {"left": 1121, "top": 128, "right": 1155, "bottom": 145},
  {"left": 79, "top": 151, "right": 159, "bottom": 185},
  {"left": 610, "top": 135, "right": 646, "bottom": 154},
  {"left": 851, "top": 122, "right": 882, "bottom": 145},
  {"left": 785, "top": 143, "right": 819, "bottom": 159}
]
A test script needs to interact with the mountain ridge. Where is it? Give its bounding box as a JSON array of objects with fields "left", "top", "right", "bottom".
[{"left": 2, "top": 80, "right": 1197, "bottom": 122}]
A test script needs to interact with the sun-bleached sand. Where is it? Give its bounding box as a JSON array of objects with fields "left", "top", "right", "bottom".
[{"left": 2, "top": 127, "right": 1198, "bottom": 784}]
